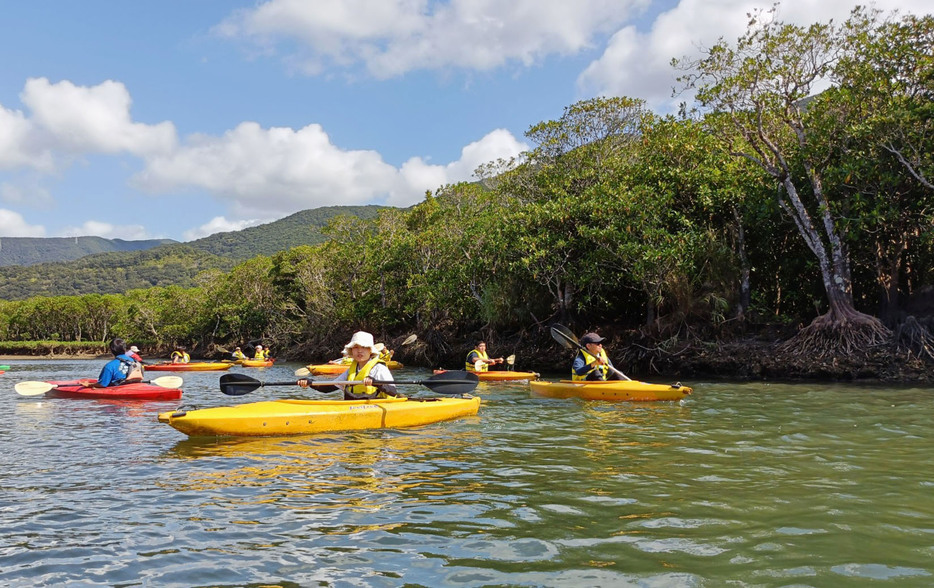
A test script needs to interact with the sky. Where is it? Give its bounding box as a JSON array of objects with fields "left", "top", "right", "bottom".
[{"left": 0, "top": 0, "right": 928, "bottom": 243}]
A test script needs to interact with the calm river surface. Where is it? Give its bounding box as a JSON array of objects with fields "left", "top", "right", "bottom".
[{"left": 2, "top": 358, "right": 933, "bottom": 587}]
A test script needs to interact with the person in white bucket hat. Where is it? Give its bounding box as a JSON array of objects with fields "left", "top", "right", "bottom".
[{"left": 299, "top": 331, "right": 398, "bottom": 400}]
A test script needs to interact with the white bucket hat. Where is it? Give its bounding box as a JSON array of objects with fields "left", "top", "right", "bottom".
[{"left": 343, "top": 331, "right": 377, "bottom": 355}]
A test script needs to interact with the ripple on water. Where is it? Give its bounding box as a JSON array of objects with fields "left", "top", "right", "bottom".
[{"left": 3, "top": 367, "right": 934, "bottom": 585}]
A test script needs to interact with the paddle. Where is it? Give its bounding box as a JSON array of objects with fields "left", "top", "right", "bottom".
[
  {"left": 550, "top": 324, "right": 631, "bottom": 381},
  {"left": 294, "top": 334, "right": 418, "bottom": 377},
  {"left": 220, "top": 370, "right": 479, "bottom": 397},
  {"left": 15, "top": 375, "right": 185, "bottom": 396}
]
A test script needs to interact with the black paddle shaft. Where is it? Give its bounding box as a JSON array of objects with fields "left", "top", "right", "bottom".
[{"left": 219, "top": 371, "right": 478, "bottom": 396}]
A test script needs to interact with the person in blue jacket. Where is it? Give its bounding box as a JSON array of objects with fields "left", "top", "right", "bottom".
[{"left": 95, "top": 338, "right": 144, "bottom": 387}]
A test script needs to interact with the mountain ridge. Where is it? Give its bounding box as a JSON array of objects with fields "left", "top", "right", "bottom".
[{"left": 0, "top": 205, "right": 392, "bottom": 300}]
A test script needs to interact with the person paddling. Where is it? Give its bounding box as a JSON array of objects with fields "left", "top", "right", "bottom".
[
  {"left": 299, "top": 331, "right": 400, "bottom": 400},
  {"left": 91, "top": 338, "right": 144, "bottom": 387},
  {"left": 231, "top": 346, "right": 247, "bottom": 360},
  {"left": 466, "top": 341, "right": 503, "bottom": 372},
  {"left": 572, "top": 332, "right": 623, "bottom": 381},
  {"left": 171, "top": 345, "right": 190, "bottom": 364}
]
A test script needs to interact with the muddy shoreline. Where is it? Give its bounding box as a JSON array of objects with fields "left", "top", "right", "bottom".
[{"left": 2, "top": 336, "right": 932, "bottom": 384}]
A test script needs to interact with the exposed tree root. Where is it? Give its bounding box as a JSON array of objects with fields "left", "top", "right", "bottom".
[
  {"left": 894, "top": 316, "right": 934, "bottom": 362},
  {"left": 778, "top": 310, "right": 891, "bottom": 359}
]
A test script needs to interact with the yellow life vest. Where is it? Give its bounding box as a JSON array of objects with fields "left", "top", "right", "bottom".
[
  {"left": 466, "top": 349, "right": 489, "bottom": 372},
  {"left": 572, "top": 348, "right": 609, "bottom": 381},
  {"left": 254, "top": 349, "right": 268, "bottom": 360},
  {"left": 232, "top": 350, "right": 247, "bottom": 360},
  {"left": 171, "top": 351, "right": 190, "bottom": 363},
  {"left": 347, "top": 357, "right": 388, "bottom": 397}
]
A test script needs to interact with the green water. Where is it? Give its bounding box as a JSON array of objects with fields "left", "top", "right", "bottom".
[{"left": 2, "top": 359, "right": 933, "bottom": 586}]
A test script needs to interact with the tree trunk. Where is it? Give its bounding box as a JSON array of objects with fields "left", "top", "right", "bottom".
[
  {"left": 776, "top": 178, "right": 890, "bottom": 356},
  {"left": 875, "top": 235, "right": 908, "bottom": 327},
  {"left": 732, "top": 205, "right": 750, "bottom": 320}
]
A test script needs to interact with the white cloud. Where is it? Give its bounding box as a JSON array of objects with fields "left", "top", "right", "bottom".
[
  {"left": 0, "top": 209, "right": 46, "bottom": 237},
  {"left": 0, "top": 78, "right": 178, "bottom": 175},
  {"left": 577, "top": 0, "right": 933, "bottom": 112},
  {"left": 0, "top": 104, "right": 54, "bottom": 171},
  {"left": 60, "top": 220, "right": 151, "bottom": 240},
  {"left": 393, "top": 128, "right": 528, "bottom": 205},
  {"left": 218, "top": 0, "right": 649, "bottom": 78},
  {"left": 21, "top": 78, "right": 177, "bottom": 157},
  {"left": 133, "top": 122, "right": 528, "bottom": 216},
  {"left": 183, "top": 216, "right": 264, "bottom": 241}
]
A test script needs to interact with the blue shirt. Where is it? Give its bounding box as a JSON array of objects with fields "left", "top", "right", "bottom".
[{"left": 97, "top": 354, "right": 136, "bottom": 387}]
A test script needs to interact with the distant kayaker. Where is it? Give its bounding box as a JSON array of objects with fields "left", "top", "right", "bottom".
[
  {"left": 253, "top": 345, "right": 270, "bottom": 360},
  {"left": 375, "top": 343, "right": 394, "bottom": 362},
  {"left": 127, "top": 345, "right": 143, "bottom": 363},
  {"left": 298, "top": 331, "right": 400, "bottom": 400},
  {"left": 93, "top": 338, "right": 145, "bottom": 387},
  {"left": 231, "top": 347, "right": 247, "bottom": 360},
  {"left": 466, "top": 341, "right": 504, "bottom": 372},
  {"left": 572, "top": 333, "right": 623, "bottom": 381},
  {"left": 171, "top": 345, "right": 190, "bottom": 364}
]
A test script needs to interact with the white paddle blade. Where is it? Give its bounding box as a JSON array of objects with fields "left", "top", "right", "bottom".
[
  {"left": 152, "top": 376, "right": 184, "bottom": 388},
  {"left": 294, "top": 367, "right": 311, "bottom": 376},
  {"left": 506, "top": 354, "right": 516, "bottom": 365},
  {"left": 474, "top": 360, "right": 485, "bottom": 371},
  {"left": 15, "top": 381, "right": 55, "bottom": 396},
  {"left": 402, "top": 334, "right": 418, "bottom": 346}
]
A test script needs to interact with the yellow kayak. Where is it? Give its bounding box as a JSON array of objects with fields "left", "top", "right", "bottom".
[
  {"left": 146, "top": 362, "right": 231, "bottom": 372},
  {"left": 530, "top": 380, "right": 692, "bottom": 402},
  {"left": 239, "top": 358, "right": 275, "bottom": 368},
  {"left": 434, "top": 369, "right": 539, "bottom": 382},
  {"left": 157, "top": 395, "right": 481, "bottom": 437}
]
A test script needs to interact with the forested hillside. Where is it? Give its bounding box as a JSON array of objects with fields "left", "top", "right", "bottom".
[
  {"left": 0, "top": 245, "right": 232, "bottom": 299},
  {"left": 0, "top": 205, "right": 391, "bottom": 299},
  {"left": 186, "top": 205, "right": 389, "bottom": 259},
  {"left": 0, "top": 236, "right": 176, "bottom": 267}
]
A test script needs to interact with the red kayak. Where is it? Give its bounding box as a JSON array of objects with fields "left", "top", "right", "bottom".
[{"left": 47, "top": 380, "right": 182, "bottom": 400}]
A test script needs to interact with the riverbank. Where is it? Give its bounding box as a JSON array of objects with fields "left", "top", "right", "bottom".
[{"left": 3, "top": 331, "right": 931, "bottom": 383}]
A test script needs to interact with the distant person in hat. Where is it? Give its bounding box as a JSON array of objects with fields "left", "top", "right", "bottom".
[
  {"left": 253, "top": 344, "right": 270, "bottom": 360},
  {"left": 127, "top": 345, "right": 143, "bottom": 363},
  {"left": 572, "top": 333, "right": 622, "bottom": 381},
  {"left": 231, "top": 346, "right": 247, "bottom": 360},
  {"left": 298, "top": 331, "right": 399, "bottom": 400}
]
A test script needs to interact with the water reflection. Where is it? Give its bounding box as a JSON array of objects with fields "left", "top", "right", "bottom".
[{"left": 4, "top": 361, "right": 934, "bottom": 586}]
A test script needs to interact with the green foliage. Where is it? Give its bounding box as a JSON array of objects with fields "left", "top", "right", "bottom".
[
  {"left": 187, "top": 205, "right": 388, "bottom": 259},
  {"left": 0, "top": 245, "right": 232, "bottom": 300},
  {"left": 0, "top": 236, "right": 176, "bottom": 267},
  {"left": 1, "top": 8, "right": 931, "bottom": 352}
]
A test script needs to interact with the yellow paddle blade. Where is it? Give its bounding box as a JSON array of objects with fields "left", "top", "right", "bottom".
[
  {"left": 506, "top": 354, "right": 516, "bottom": 365},
  {"left": 402, "top": 334, "right": 418, "bottom": 346},
  {"left": 151, "top": 376, "right": 184, "bottom": 388},
  {"left": 294, "top": 367, "right": 311, "bottom": 376},
  {"left": 15, "top": 381, "right": 55, "bottom": 396}
]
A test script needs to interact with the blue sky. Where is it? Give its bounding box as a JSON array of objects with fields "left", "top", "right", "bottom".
[{"left": 0, "top": 0, "right": 926, "bottom": 242}]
